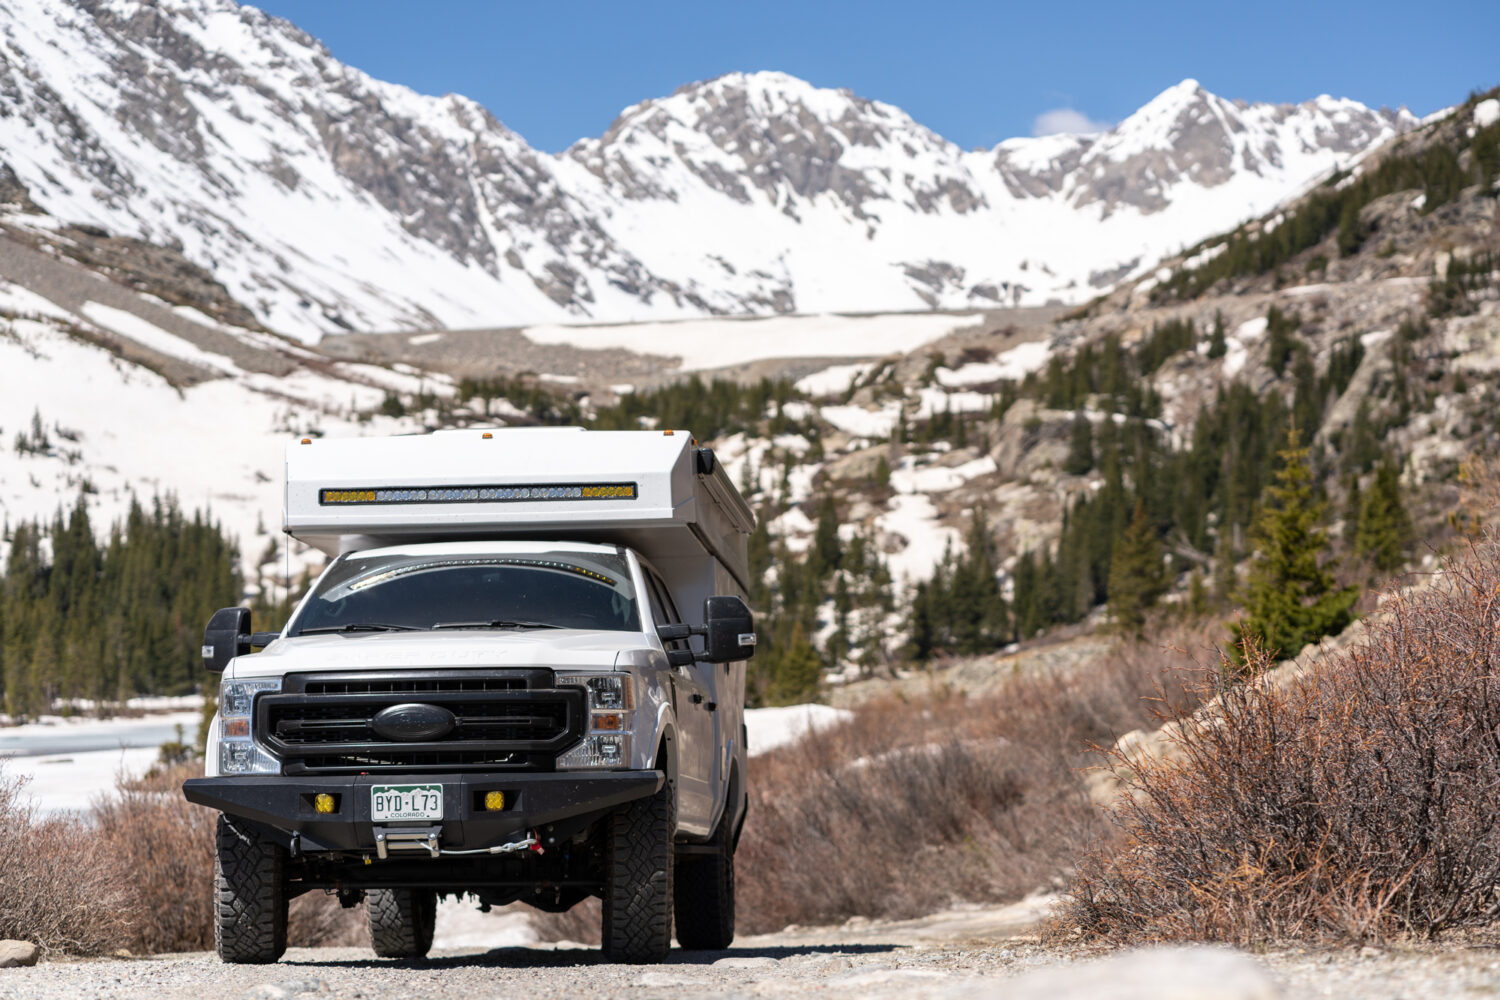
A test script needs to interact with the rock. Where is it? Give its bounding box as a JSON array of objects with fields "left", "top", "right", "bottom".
[
  {"left": 712, "top": 955, "right": 778, "bottom": 969},
  {"left": 636, "top": 972, "right": 707, "bottom": 987},
  {"left": 242, "top": 979, "right": 329, "bottom": 1000},
  {"left": 826, "top": 445, "right": 890, "bottom": 482},
  {"left": 959, "top": 946, "right": 1279, "bottom": 1000},
  {"left": 0, "top": 941, "right": 38, "bottom": 968}
]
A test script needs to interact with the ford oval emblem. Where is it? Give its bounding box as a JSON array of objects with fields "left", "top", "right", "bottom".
[{"left": 371, "top": 703, "right": 456, "bottom": 742}]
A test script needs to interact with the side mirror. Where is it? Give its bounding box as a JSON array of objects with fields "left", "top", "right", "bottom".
[
  {"left": 702, "top": 596, "right": 756, "bottom": 663},
  {"left": 203, "top": 607, "right": 251, "bottom": 673}
]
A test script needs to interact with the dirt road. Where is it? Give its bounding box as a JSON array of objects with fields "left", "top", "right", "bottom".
[{"left": 6, "top": 896, "right": 1500, "bottom": 999}]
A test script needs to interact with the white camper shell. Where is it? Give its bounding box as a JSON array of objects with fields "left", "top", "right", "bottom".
[
  {"left": 284, "top": 426, "right": 755, "bottom": 615},
  {"left": 185, "top": 427, "right": 757, "bottom": 966}
]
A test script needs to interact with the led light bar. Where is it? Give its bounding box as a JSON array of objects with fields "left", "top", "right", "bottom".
[{"left": 320, "top": 483, "right": 638, "bottom": 505}]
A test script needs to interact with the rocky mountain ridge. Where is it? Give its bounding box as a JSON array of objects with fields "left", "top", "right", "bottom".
[{"left": 0, "top": 0, "right": 1415, "bottom": 340}]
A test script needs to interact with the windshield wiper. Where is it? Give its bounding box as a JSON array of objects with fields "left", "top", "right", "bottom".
[
  {"left": 297, "top": 623, "right": 425, "bottom": 635},
  {"left": 431, "top": 619, "right": 565, "bottom": 631}
]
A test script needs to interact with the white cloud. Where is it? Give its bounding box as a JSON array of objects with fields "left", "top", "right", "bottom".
[{"left": 1031, "top": 107, "right": 1113, "bottom": 137}]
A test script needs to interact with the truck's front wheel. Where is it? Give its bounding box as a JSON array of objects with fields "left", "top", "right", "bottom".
[
  {"left": 601, "top": 778, "right": 674, "bottom": 963},
  {"left": 367, "top": 888, "right": 437, "bottom": 959},
  {"left": 214, "top": 814, "right": 288, "bottom": 964}
]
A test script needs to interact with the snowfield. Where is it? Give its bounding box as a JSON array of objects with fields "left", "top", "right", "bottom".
[{"left": 519, "top": 313, "right": 984, "bottom": 371}]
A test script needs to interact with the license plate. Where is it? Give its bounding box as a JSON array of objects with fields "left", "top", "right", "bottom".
[{"left": 370, "top": 784, "right": 443, "bottom": 822}]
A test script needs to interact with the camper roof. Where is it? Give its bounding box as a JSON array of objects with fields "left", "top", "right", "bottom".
[{"left": 283, "top": 427, "right": 755, "bottom": 590}]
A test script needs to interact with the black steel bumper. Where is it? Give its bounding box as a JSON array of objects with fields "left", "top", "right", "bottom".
[{"left": 182, "top": 770, "right": 662, "bottom": 854}]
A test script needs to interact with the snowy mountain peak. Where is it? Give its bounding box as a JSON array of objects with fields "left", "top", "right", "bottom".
[{"left": 0, "top": 1, "right": 1418, "bottom": 340}]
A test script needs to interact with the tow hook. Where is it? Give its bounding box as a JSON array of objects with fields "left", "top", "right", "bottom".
[{"left": 435, "top": 830, "right": 544, "bottom": 857}]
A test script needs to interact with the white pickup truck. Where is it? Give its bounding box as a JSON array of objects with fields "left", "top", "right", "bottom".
[{"left": 184, "top": 427, "right": 756, "bottom": 965}]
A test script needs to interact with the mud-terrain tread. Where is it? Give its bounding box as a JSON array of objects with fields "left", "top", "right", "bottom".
[
  {"left": 601, "top": 780, "right": 674, "bottom": 963},
  {"left": 674, "top": 805, "right": 735, "bottom": 950},
  {"left": 367, "top": 888, "right": 437, "bottom": 959},
  {"left": 214, "top": 814, "right": 287, "bottom": 964}
]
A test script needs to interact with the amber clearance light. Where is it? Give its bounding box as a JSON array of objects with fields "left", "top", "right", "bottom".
[{"left": 319, "top": 483, "right": 638, "bottom": 505}]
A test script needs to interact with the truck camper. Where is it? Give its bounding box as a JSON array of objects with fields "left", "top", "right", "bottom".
[{"left": 184, "top": 427, "right": 756, "bottom": 964}]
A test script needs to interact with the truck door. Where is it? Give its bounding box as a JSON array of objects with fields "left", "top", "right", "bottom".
[{"left": 645, "top": 572, "right": 715, "bottom": 836}]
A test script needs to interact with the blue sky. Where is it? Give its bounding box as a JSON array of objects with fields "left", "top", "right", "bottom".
[{"left": 253, "top": 1, "right": 1498, "bottom": 152}]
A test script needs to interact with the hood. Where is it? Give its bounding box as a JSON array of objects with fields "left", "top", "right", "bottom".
[{"left": 225, "top": 629, "right": 646, "bottom": 680}]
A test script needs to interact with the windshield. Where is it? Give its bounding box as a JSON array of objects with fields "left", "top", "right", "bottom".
[{"left": 288, "top": 549, "right": 640, "bottom": 635}]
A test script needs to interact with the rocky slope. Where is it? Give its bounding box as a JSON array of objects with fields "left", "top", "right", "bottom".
[{"left": 0, "top": 0, "right": 1414, "bottom": 340}]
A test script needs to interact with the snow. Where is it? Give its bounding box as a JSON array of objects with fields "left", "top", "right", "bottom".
[
  {"left": 520, "top": 313, "right": 983, "bottom": 372},
  {"left": 917, "top": 387, "right": 993, "bottom": 417},
  {"left": 80, "top": 301, "right": 239, "bottom": 374},
  {"left": 0, "top": 307, "right": 430, "bottom": 582},
  {"left": 3, "top": 746, "right": 160, "bottom": 815},
  {"left": 1221, "top": 316, "right": 1269, "bottom": 378},
  {"left": 936, "top": 341, "right": 1051, "bottom": 386},
  {"left": 892, "top": 456, "right": 997, "bottom": 494},
  {"left": 431, "top": 902, "right": 539, "bottom": 952},
  {"left": 795, "top": 362, "right": 872, "bottom": 398},
  {"left": 744, "top": 704, "right": 854, "bottom": 756},
  {"left": 1182, "top": 243, "right": 1227, "bottom": 270},
  {"left": 820, "top": 402, "right": 900, "bottom": 439},
  {"left": 0, "top": 8, "right": 1418, "bottom": 340},
  {"left": 1475, "top": 99, "right": 1500, "bottom": 129},
  {"left": 877, "top": 493, "right": 961, "bottom": 588}
]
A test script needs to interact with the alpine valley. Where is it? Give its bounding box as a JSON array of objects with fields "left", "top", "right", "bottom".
[{"left": 1, "top": 0, "right": 1497, "bottom": 710}]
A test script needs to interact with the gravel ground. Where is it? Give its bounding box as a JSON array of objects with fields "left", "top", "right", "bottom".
[{"left": 6, "top": 899, "right": 1500, "bottom": 999}]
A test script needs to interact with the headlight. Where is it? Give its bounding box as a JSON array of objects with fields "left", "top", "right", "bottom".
[
  {"left": 218, "top": 678, "right": 281, "bottom": 775},
  {"left": 556, "top": 673, "right": 634, "bottom": 769}
]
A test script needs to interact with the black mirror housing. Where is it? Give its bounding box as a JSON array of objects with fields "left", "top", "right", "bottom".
[
  {"left": 702, "top": 596, "right": 756, "bottom": 663},
  {"left": 204, "top": 607, "right": 251, "bottom": 673}
]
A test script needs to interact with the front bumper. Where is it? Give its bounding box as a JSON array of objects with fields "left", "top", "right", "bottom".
[{"left": 183, "top": 770, "right": 662, "bottom": 854}]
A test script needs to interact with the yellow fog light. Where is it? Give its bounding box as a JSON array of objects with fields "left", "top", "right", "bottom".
[
  {"left": 483, "top": 791, "right": 506, "bottom": 812},
  {"left": 313, "top": 793, "right": 336, "bottom": 814}
]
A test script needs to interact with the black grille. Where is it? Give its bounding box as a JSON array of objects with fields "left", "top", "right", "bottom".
[{"left": 256, "top": 670, "right": 583, "bottom": 774}]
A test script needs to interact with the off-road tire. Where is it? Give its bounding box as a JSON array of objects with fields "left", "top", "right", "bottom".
[
  {"left": 367, "top": 888, "right": 437, "bottom": 959},
  {"left": 601, "top": 779, "right": 674, "bottom": 963},
  {"left": 214, "top": 814, "right": 288, "bottom": 964},
  {"left": 673, "top": 804, "right": 735, "bottom": 950}
]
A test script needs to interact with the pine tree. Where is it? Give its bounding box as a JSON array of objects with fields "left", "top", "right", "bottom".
[
  {"left": 1229, "top": 433, "right": 1359, "bottom": 668},
  {"left": 1064, "top": 412, "right": 1094, "bottom": 475},
  {"left": 1207, "top": 311, "right": 1228, "bottom": 359},
  {"left": 1336, "top": 197, "right": 1364, "bottom": 256},
  {"left": 1265, "top": 306, "right": 1300, "bottom": 377},
  {"left": 769, "top": 621, "right": 823, "bottom": 704},
  {"left": 1107, "top": 500, "right": 1167, "bottom": 636},
  {"left": 1187, "top": 569, "right": 1209, "bottom": 618},
  {"left": 811, "top": 495, "right": 842, "bottom": 578},
  {"left": 1355, "top": 461, "right": 1413, "bottom": 572}
]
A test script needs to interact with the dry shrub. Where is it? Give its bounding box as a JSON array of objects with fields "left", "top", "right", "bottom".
[
  {"left": 93, "top": 763, "right": 219, "bottom": 953},
  {"left": 0, "top": 769, "right": 138, "bottom": 955},
  {"left": 1061, "top": 536, "right": 1500, "bottom": 945},
  {"left": 91, "top": 762, "right": 366, "bottom": 952},
  {"left": 735, "top": 629, "right": 1203, "bottom": 933}
]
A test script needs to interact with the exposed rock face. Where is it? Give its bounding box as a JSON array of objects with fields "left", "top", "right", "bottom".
[{"left": 0, "top": 1, "right": 1414, "bottom": 341}]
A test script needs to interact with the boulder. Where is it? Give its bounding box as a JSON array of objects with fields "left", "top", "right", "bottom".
[{"left": 0, "top": 940, "right": 38, "bottom": 968}]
